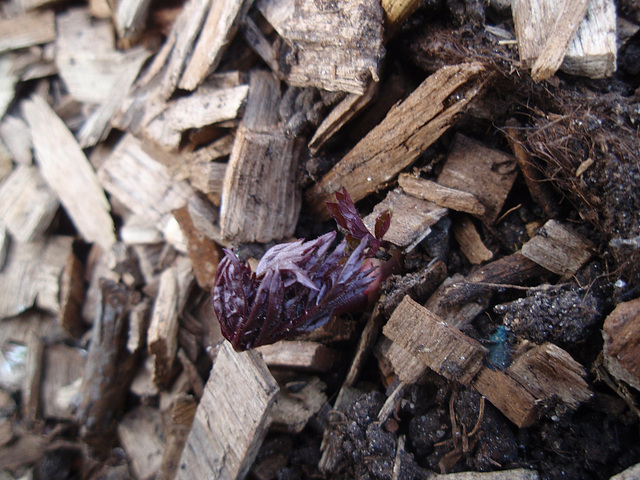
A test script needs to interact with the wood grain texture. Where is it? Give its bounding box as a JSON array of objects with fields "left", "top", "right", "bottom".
[
  {"left": 179, "top": 0, "right": 251, "bottom": 91},
  {"left": 0, "top": 10, "right": 55, "bottom": 54},
  {"left": 513, "top": 0, "right": 616, "bottom": 80},
  {"left": 305, "top": 62, "right": 487, "bottom": 219},
  {"left": 521, "top": 219, "right": 593, "bottom": 277},
  {"left": 23, "top": 95, "right": 116, "bottom": 250},
  {"left": 220, "top": 71, "right": 303, "bottom": 242},
  {"left": 177, "top": 341, "right": 278, "bottom": 480},
  {"left": 258, "top": 0, "right": 384, "bottom": 94},
  {"left": 383, "top": 296, "right": 487, "bottom": 385}
]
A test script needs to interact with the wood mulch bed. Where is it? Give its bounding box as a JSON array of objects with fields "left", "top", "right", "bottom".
[{"left": 1, "top": 0, "right": 640, "bottom": 479}]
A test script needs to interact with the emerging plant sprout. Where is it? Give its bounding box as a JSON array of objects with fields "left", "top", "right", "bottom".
[{"left": 212, "top": 188, "right": 392, "bottom": 351}]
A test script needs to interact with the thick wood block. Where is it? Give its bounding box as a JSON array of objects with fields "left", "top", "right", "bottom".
[
  {"left": 177, "top": 341, "right": 279, "bottom": 480},
  {"left": 383, "top": 296, "right": 487, "bottom": 385}
]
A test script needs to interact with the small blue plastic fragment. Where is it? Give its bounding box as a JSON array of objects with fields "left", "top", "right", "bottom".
[{"left": 487, "top": 325, "right": 510, "bottom": 370}]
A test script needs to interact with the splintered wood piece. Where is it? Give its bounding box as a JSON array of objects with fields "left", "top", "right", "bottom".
[
  {"left": 381, "top": 0, "right": 422, "bottom": 35},
  {"left": 177, "top": 341, "right": 279, "bottom": 480},
  {"left": 425, "top": 253, "right": 545, "bottom": 328},
  {"left": 76, "top": 280, "right": 139, "bottom": 454},
  {"left": 270, "top": 377, "right": 327, "bottom": 433},
  {"left": 241, "top": 14, "right": 279, "bottom": 72},
  {"left": 398, "top": 174, "right": 486, "bottom": 217},
  {"left": 452, "top": 215, "right": 493, "bottom": 265},
  {"left": 473, "top": 367, "right": 539, "bottom": 427},
  {"left": 363, "top": 188, "right": 448, "bottom": 249},
  {"left": 23, "top": 95, "right": 116, "bottom": 251},
  {"left": 113, "top": 0, "right": 152, "bottom": 42},
  {"left": 377, "top": 338, "right": 428, "bottom": 384},
  {"left": 0, "top": 236, "right": 74, "bottom": 319},
  {"left": 383, "top": 296, "right": 487, "bottom": 385},
  {"left": 118, "top": 406, "right": 166, "bottom": 479},
  {"left": 305, "top": 62, "right": 487, "bottom": 219},
  {"left": 258, "top": 0, "right": 384, "bottom": 94},
  {"left": 513, "top": 0, "right": 616, "bottom": 80},
  {"left": 149, "top": 266, "right": 179, "bottom": 388},
  {"left": 308, "top": 85, "right": 377, "bottom": 154},
  {"left": 150, "top": 0, "right": 211, "bottom": 99},
  {"left": 158, "top": 394, "right": 197, "bottom": 480},
  {"left": 602, "top": 296, "right": 640, "bottom": 391},
  {"left": 0, "top": 166, "right": 59, "bottom": 242},
  {"left": 256, "top": 341, "right": 341, "bottom": 373},
  {"left": 521, "top": 219, "right": 593, "bottom": 277},
  {"left": 0, "top": 10, "right": 55, "bottom": 54},
  {"left": 173, "top": 203, "right": 223, "bottom": 290},
  {"left": 437, "top": 134, "right": 517, "bottom": 224},
  {"left": 188, "top": 160, "right": 227, "bottom": 201},
  {"left": 508, "top": 342, "right": 592, "bottom": 409},
  {"left": 78, "top": 48, "right": 150, "bottom": 148},
  {"left": 220, "top": 71, "right": 303, "bottom": 242},
  {"left": 179, "top": 0, "right": 251, "bottom": 91},
  {"left": 144, "top": 84, "right": 248, "bottom": 151},
  {"left": 41, "top": 344, "right": 86, "bottom": 420},
  {"left": 98, "top": 134, "right": 193, "bottom": 226}
]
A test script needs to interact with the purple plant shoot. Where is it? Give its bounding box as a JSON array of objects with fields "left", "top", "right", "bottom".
[{"left": 212, "top": 231, "right": 375, "bottom": 351}]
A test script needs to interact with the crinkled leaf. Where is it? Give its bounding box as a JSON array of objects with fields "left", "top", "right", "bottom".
[{"left": 212, "top": 233, "right": 375, "bottom": 351}]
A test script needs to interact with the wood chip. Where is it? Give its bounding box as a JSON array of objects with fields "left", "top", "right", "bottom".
[
  {"left": 473, "top": 367, "right": 539, "bottom": 428},
  {"left": 144, "top": 83, "right": 248, "bottom": 151},
  {"left": 256, "top": 341, "right": 341, "bottom": 373},
  {"left": 173, "top": 202, "right": 222, "bottom": 290},
  {"left": 76, "top": 280, "right": 139, "bottom": 454},
  {"left": 220, "top": 71, "right": 303, "bottom": 242},
  {"left": 0, "top": 165, "right": 59, "bottom": 243},
  {"left": 363, "top": 188, "right": 448, "bottom": 249},
  {"left": 0, "top": 115, "right": 32, "bottom": 165},
  {"left": 0, "top": 10, "right": 55, "bottom": 54},
  {"left": 55, "top": 8, "right": 148, "bottom": 105},
  {"left": 452, "top": 215, "right": 493, "bottom": 264},
  {"left": 118, "top": 406, "right": 166, "bottom": 479},
  {"left": 398, "top": 173, "right": 486, "bottom": 217},
  {"left": 257, "top": 0, "right": 384, "bottom": 94},
  {"left": 436, "top": 134, "right": 517, "bottom": 224},
  {"left": 305, "top": 62, "right": 487, "bottom": 219},
  {"left": 179, "top": 0, "right": 251, "bottom": 91},
  {"left": 508, "top": 342, "right": 592, "bottom": 409},
  {"left": 513, "top": 0, "right": 616, "bottom": 80},
  {"left": 432, "top": 468, "right": 541, "bottom": 479},
  {"left": 0, "top": 236, "right": 74, "bottom": 319},
  {"left": 149, "top": 266, "right": 180, "bottom": 388},
  {"left": 521, "top": 219, "right": 594, "bottom": 277},
  {"left": 602, "top": 296, "right": 640, "bottom": 391},
  {"left": 177, "top": 341, "right": 279, "bottom": 480},
  {"left": 23, "top": 95, "right": 116, "bottom": 250},
  {"left": 383, "top": 296, "right": 487, "bottom": 385},
  {"left": 41, "top": 344, "right": 86, "bottom": 420},
  {"left": 98, "top": 134, "right": 193, "bottom": 227},
  {"left": 270, "top": 377, "right": 327, "bottom": 433}
]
